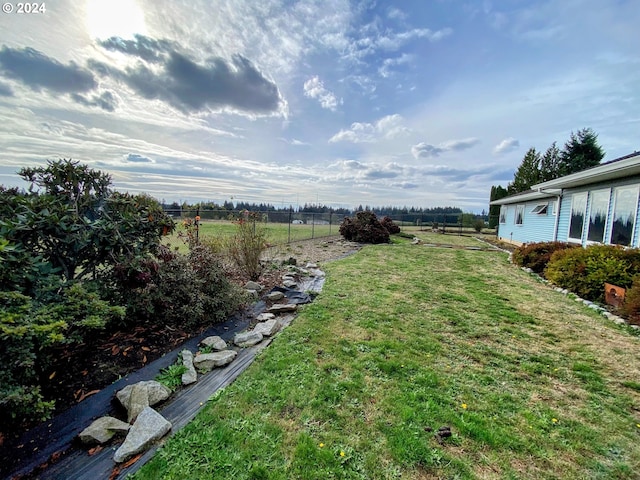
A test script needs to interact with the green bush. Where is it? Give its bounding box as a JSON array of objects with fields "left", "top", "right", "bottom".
[
  {"left": 113, "top": 245, "right": 245, "bottom": 330},
  {"left": 512, "top": 241, "right": 580, "bottom": 274},
  {"left": 339, "top": 211, "right": 390, "bottom": 244},
  {"left": 0, "top": 284, "right": 124, "bottom": 429},
  {"left": 545, "top": 245, "right": 640, "bottom": 302}
]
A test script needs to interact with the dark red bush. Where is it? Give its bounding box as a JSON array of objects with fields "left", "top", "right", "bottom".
[
  {"left": 511, "top": 241, "right": 580, "bottom": 274},
  {"left": 380, "top": 216, "right": 401, "bottom": 234},
  {"left": 339, "top": 211, "right": 390, "bottom": 244}
]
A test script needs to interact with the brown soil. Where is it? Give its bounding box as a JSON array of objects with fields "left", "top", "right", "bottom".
[{"left": 7, "top": 236, "right": 360, "bottom": 441}]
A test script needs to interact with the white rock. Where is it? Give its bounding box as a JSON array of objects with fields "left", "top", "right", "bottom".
[
  {"left": 266, "top": 291, "right": 285, "bottom": 301},
  {"left": 181, "top": 349, "right": 197, "bottom": 385},
  {"left": 200, "top": 335, "right": 227, "bottom": 351},
  {"left": 113, "top": 407, "right": 171, "bottom": 463},
  {"left": 78, "top": 416, "right": 130, "bottom": 445},
  {"left": 234, "top": 331, "right": 264, "bottom": 348},
  {"left": 193, "top": 350, "right": 238, "bottom": 372},
  {"left": 253, "top": 319, "right": 281, "bottom": 337},
  {"left": 256, "top": 312, "right": 276, "bottom": 321}
]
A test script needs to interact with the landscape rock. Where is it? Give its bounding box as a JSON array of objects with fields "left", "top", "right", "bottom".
[
  {"left": 411, "top": 237, "right": 422, "bottom": 245},
  {"left": 244, "top": 281, "right": 263, "bottom": 292},
  {"left": 246, "top": 289, "right": 259, "bottom": 300},
  {"left": 266, "top": 291, "right": 285, "bottom": 301},
  {"left": 234, "top": 330, "right": 264, "bottom": 347},
  {"left": 78, "top": 416, "right": 130, "bottom": 445},
  {"left": 305, "top": 263, "right": 318, "bottom": 269},
  {"left": 268, "top": 303, "right": 298, "bottom": 314},
  {"left": 116, "top": 381, "right": 171, "bottom": 423},
  {"left": 307, "top": 268, "right": 325, "bottom": 278},
  {"left": 128, "top": 383, "right": 151, "bottom": 423},
  {"left": 193, "top": 350, "right": 238, "bottom": 372},
  {"left": 113, "top": 407, "right": 171, "bottom": 463},
  {"left": 181, "top": 349, "right": 197, "bottom": 385},
  {"left": 283, "top": 279, "right": 298, "bottom": 288},
  {"left": 256, "top": 312, "right": 276, "bottom": 321},
  {"left": 253, "top": 319, "right": 281, "bottom": 337},
  {"left": 201, "top": 335, "right": 227, "bottom": 351}
]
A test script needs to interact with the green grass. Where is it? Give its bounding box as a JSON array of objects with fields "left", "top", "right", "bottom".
[
  {"left": 133, "top": 239, "right": 640, "bottom": 479},
  {"left": 164, "top": 220, "right": 338, "bottom": 251}
]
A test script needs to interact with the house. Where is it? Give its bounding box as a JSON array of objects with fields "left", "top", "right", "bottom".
[{"left": 490, "top": 152, "right": 640, "bottom": 247}]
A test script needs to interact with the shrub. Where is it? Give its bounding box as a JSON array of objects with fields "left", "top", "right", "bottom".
[
  {"left": 0, "top": 283, "right": 124, "bottom": 429},
  {"left": 339, "top": 211, "right": 390, "bottom": 244},
  {"left": 512, "top": 242, "right": 580, "bottom": 274},
  {"left": 473, "top": 219, "right": 485, "bottom": 233},
  {"left": 113, "top": 245, "right": 245, "bottom": 330},
  {"left": 544, "top": 244, "right": 640, "bottom": 302},
  {"left": 380, "top": 216, "right": 401, "bottom": 234},
  {"left": 620, "top": 276, "right": 640, "bottom": 325},
  {"left": 226, "top": 211, "right": 269, "bottom": 281}
]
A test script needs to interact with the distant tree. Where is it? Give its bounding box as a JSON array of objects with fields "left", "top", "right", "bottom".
[
  {"left": 508, "top": 147, "right": 541, "bottom": 194},
  {"left": 539, "top": 142, "right": 562, "bottom": 182},
  {"left": 489, "top": 185, "right": 509, "bottom": 228},
  {"left": 558, "top": 128, "right": 605, "bottom": 176}
]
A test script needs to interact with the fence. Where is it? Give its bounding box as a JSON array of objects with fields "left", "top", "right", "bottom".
[{"left": 162, "top": 208, "right": 495, "bottom": 249}]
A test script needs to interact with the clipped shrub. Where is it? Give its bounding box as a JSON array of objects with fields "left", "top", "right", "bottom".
[
  {"left": 380, "top": 216, "right": 401, "bottom": 234},
  {"left": 544, "top": 244, "right": 640, "bottom": 302},
  {"left": 339, "top": 211, "right": 390, "bottom": 244},
  {"left": 113, "top": 245, "right": 245, "bottom": 330},
  {"left": 473, "top": 219, "right": 485, "bottom": 233},
  {"left": 620, "top": 276, "right": 640, "bottom": 325},
  {"left": 512, "top": 241, "right": 580, "bottom": 274}
]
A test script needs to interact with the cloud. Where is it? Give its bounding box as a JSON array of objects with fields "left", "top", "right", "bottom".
[
  {"left": 71, "top": 90, "right": 118, "bottom": 111},
  {"left": 379, "top": 53, "right": 414, "bottom": 77},
  {"left": 411, "top": 137, "right": 480, "bottom": 159},
  {"left": 303, "top": 76, "right": 341, "bottom": 111},
  {"left": 98, "top": 35, "right": 177, "bottom": 63},
  {"left": 124, "top": 153, "right": 154, "bottom": 163},
  {"left": 329, "top": 114, "right": 411, "bottom": 143},
  {"left": 0, "top": 81, "right": 12, "bottom": 96},
  {"left": 0, "top": 46, "right": 96, "bottom": 94},
  {"left": 387, "top": 7, "right": 407, "bottom": 21},
  {"left": 493, "top": 137, "right": 520, "bottom": 154},
  {"left": 376, "top": 28, "right": 453, "bottom": 51},
  {"left": 92, "top": 37, "right": 286, "bottom": 116}
]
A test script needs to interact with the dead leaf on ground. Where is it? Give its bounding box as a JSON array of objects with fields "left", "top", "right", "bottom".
[
  {"left": 88, "top": 445, "right": 104, "bottom": 456},
  {"left": 77, "top": 390, "right": 100, "bottom": 402}
]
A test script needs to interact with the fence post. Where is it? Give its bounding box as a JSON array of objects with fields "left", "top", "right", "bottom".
[
  {"left": 195, "top": 207, "right": 200, "bottom": 244},
  {"left": 329, "top": 209, "right": 333, "bottom": 235},
  {"left": 288, "top": 207, "right": 292, "bottom": 243},
  {"left": 311, "top": 213, "right": 315, "bottom": 239}
]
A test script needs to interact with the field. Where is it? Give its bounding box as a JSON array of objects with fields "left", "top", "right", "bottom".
[{"left": 133, "top": 235, "right": 640, "bottom": 479}]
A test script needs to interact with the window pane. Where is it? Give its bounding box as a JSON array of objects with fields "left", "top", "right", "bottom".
[
  {"left": 515, "top": 205, "right": 524, "bottom": 225},
  {"left": 587, "top": 190, "right": 609, "bottom": 242},
  {"left": 569, "top": 193, "right": 587, "bottom": 240},
  {"left": 499, "top": 206, "right": 506, "bottom": 224},
  {"left": 611, "top": 186, "right": 639, "bottom": 246}
]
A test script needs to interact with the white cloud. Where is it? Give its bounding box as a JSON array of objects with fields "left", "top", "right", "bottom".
[
  {"left": 411, "top": 137, "right": 480, "bottom": 159},
  {"left": 493, "top": 137, "right": 520, "bottom": 154},
  {"left": 303, "top": 76, "right": 341, "bottom": 111},
  {"left": 329, "top": 114, "right": 411, "bottom": 143},
  {"left": 379, "top": 53, "right": 414, "bottom": 78}
]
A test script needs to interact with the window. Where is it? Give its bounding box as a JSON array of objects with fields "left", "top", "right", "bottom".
[
  {"left": 587, "top": 189, "right": 610, "bottom": 243},
  {"left": 515, "top": 204, "right": 524, "bottom": 225},
  {"left": 610, "top": 185, "right": 639, "bottom": 246},
  {"left": 568, "top": 192, "right": 587, "bottom": 241},
  {"left": 530, "top": 203, "right": 548, "bottom": 215},
  {"left": 499, "top": 205, "right": 506, "bottom": 224}
]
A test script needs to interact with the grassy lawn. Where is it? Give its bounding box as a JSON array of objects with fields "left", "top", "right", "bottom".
[
  {"left": 163, "top": 220, "right": 337, "bottom": 251},
  {"left": 133, "top": 238, "right": 640, "bottom": 479}
]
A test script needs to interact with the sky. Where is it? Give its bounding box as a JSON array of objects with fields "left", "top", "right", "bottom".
[{"left": 0, "top": 0, "right": 638, "bottom": 212}]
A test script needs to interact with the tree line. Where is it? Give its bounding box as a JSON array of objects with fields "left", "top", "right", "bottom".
[{"left": 489, "top": 128, "right": 605, "bottom": 227}]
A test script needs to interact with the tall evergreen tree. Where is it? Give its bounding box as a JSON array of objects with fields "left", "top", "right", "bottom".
[
  {"left": 539, "top": 141, "right": 561, "bottom": 182},
  {"left": 488, "top": 185, "right": 509, "bottom": 228},
  {"left": 558, "top": 128, "right": 605, "bottom": 176},
  {"left": 508, "top": 147, "right": 541, "bottom": 194}
]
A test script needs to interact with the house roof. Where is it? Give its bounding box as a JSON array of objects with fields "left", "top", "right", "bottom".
[
  {"left": 490, "top": 189, "right": 555, "bottom": 206},
  {"left": 491, "top": 151, "right": 640, "bottom": 206}
]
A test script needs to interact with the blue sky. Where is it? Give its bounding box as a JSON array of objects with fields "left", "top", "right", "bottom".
[{"left": 0, "top": 0, "right": 638, "bottom": 211}]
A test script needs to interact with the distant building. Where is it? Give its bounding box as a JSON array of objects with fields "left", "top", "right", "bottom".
[{"left": 490, "top": 152, "right": 640, "bottom": 248}]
